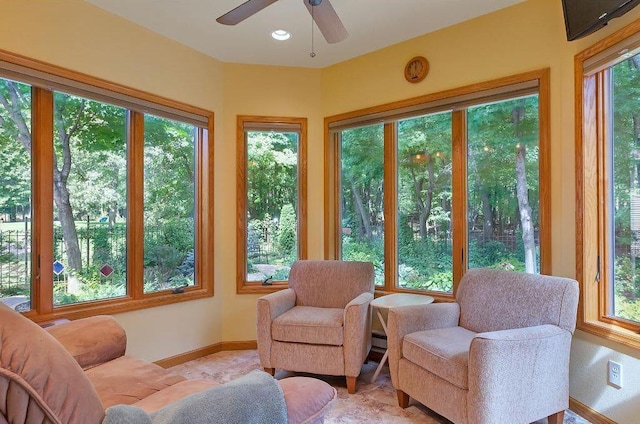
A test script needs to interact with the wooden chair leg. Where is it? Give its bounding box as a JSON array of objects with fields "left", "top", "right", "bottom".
[
  {"left": 264, "top": 367, "right": 275, "bottom": 376},
  {"left": 397, "top": 390, "right": 410, "bottom": 408},
  {"left": 346, "top": 376, "right": 357, "bottom": 394},
  {"left": 547, "top": 410, "right": 564, "bottom": 424}
]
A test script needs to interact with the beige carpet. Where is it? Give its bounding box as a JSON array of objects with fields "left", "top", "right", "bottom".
[{"left": 169, "top": 349, "right": 591, "bottom": 424}]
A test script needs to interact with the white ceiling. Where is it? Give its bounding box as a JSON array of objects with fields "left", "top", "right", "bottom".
[{"left": 85, "top": 0, "right": 526, "bottom": 68}]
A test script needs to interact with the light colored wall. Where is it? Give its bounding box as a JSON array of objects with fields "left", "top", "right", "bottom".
[
  {"left": 0, "top": 0, "right": 226, "bottom": 362},
  {"left": 2, "top": 0, "right": 640, "bottom": 420},
  {"left": 320, "top": 0, "right": 640, "bottom": 421},
  {"left": 219, "top": 63, "right": 323, "bottom": 341}
]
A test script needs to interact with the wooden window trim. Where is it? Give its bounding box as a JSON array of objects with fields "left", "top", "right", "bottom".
[
  {"left": 325, "top": 69, "right": 551, "bottom": 297},
  {"left": 0, "top": 49, "right": 214, "bottom": 323},
  {"left": 576, "top": 18, "right": 640, "bottom": 349},
  {"left": 236, "top": 115, "right": 308, "bottom": 294}
]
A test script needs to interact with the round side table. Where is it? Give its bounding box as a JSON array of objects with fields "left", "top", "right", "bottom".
[{"left": 369, "top": 293, "right": 434, "bottom": 383}]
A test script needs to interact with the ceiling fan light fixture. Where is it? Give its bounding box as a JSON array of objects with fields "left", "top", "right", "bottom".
[{"left": 271, "top": 29, "right": 291, "bottom": 41}]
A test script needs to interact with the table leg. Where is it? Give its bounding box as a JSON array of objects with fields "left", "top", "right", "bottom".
[{"left": 371, "top": 309, "right": 388, "bottom": 383}]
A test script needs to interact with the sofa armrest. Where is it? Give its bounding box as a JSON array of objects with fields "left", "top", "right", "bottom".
[
  {"left": 46, "top": 315, "right": 126, "bottom": 370},
  {"left": 343, "top": 292, "right": 374, "bottom": 376},
  {"left": 256, "top": 288, "right": 297, "bottom": 369},
  {"left": 387, "top": 302, "right": 460, "bottom": 386},
  {"left": 468, "top": 324, "right": 572, "bottom": 423}
]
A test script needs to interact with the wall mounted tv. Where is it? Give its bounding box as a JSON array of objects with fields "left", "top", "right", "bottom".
[{"left": 563, "top": 0, "right": 640, "bottom": 41}]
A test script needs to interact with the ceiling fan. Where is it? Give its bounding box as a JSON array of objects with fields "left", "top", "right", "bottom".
[{"left": 216, "top": 0, "right": 348, "bottom": 44}]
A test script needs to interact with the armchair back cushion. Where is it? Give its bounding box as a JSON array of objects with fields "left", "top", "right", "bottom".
[
  {"left": 288, "top": 260, "right": 374, "bottom": 309},
  {"left": 457, "top": 268, "right": 579, "bottom": 334},
  {"left": 0, "top": 303, "right": 105, "bottom": 424}
]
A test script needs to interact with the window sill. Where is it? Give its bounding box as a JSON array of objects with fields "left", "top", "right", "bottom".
[
  {"left": 27, "top": 286, "right": 213, "bottom": 323},
  {"left": 237, "top": 281, "right": 289, "bottom": 295},
  {"left": 577, "top": 319, "right": 640, "bottom": 351}
]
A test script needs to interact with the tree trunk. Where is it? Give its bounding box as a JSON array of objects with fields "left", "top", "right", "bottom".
[
  {"left": 516, "top": 144, "right": 536, "bottom": 273},
  {"left": 53, "top": 176, "right": 82, "bottom": 270},
  {"left": 350, "top": 179, "right": 372, "bottom": 240}
]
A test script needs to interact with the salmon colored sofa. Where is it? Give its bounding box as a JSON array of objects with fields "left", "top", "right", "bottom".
[{"left": 0, "top": 302, "right": 336, "bottom": 424}]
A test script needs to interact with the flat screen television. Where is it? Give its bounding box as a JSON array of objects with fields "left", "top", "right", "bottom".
[{"left": 563, "top": 0, "right": 640, "bottom": 41}]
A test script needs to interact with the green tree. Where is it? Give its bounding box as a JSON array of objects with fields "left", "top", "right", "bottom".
[{"left": 278, "top": 203, "right": 296, "bottom": 256}]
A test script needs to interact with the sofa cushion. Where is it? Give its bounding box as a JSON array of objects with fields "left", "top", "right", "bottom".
[
  {"left": 133, "top": 379, "right": 218, "bottom": 413},
  {"left": 86, "top": 356, "right": 186, "bottom": 408},
  {"left": 403, "top": 326, "right": 476, "bottom": 389},
  {"left": 46, "top": 315, "right": 126, "bottom": 370},
  {"left": 0, "top": 303, "right": 105, "bottom": 424},
  {"left": 272, "top": 306, "right": 344, "bottom": 346}
]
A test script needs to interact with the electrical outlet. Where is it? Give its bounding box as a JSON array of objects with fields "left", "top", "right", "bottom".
[{"left": 608, "top": 360, "right": 622, "bottom": 388}]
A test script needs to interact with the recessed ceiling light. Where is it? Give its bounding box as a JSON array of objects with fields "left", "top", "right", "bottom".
[{"left": 271, "top": 30, "right": 291, "bottom": 41}]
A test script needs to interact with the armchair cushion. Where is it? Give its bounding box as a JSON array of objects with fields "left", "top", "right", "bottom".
[
  {"left": 403, "top": 326, "right": 476, "bottom": 390},
  {"left": 288, "top": 260, "right": 374, "bottom": 308},
  {"left": 272, "top": 306, "right": 344, "bottom": 346}
]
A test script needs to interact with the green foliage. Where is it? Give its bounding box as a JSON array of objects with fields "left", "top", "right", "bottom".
[
  {"left": 247, "top": 132, "right": 298, "bottom": 221},
  {"left": 272, "top": 267, "right": 291, "bottom": 280},
  {"left": 0, "top": 285, "right": 28, "bottom": 297},
  {"left": 278, "top": 204, "right": 296, "bottom": 256}
]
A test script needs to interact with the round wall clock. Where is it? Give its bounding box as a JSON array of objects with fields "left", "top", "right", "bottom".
[{"left": 404, "top": 56, "right": 429, "bottom": 83}]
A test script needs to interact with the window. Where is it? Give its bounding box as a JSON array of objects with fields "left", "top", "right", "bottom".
[
  {"left": 577, "top": 18, "right": 640, "bottom": 347},
  {"left": 236, "top": 116, "right": 307, "bottom": 293},
  {"left": 467, "top": 96, "right": 541, "bottom": 274},
  {"left": 397, "top": 112, "right": 452, "bottom": 292},
  {"left": 143, "top": 115, "right": 196, "bottom": 294},
  {"left": 0, "top": 78, "right": 31, "bottom": 312},
  {"left": 52, "top": 92, "right": 128, "bottom": 305},
  {"left": 0, "top": 50, "right": 214, "bottom": 321},
  {"left": 326, "top": 70, "right": 550, "bottom": 298},
  {"left": 340, "top": 124, "right": 384, "bottom": 286}
]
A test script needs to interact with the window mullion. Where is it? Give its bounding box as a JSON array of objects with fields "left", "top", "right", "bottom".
[
  {"left": 127, "top": 111, "right": 145, "bottom": 300},
  {"left": 299, "top": 120, "right": 308, "bottom": 260},
  {"left": 384, "top": 122, "right": 397, "bottom": 292},
  {"left": 31, "top": 87, "right": 54, "bottom": 316},
  {"left": 451, "top": 109, "right": 467, "bottom": 296}
]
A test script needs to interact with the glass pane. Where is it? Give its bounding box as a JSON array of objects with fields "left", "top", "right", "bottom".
[
  {"left": 611, "top": 57, "right": 640, "bottom": 324},
  {"left": 0, "top": 78, "right": 32, "bottom": 312},
  {"left": 340, "top": 124, "right": 385, "bottom": 286},
  {"left": 53, "top": 92, "right": 127, "bottom": 306},
  {"left": 397, "top": 112, "right": 453, "bottom": 292},
  {"left": 467, "top": 95, "right": 540, "bottom": 273},
  {"left": 144, "top": 115, "right": 196, "bottom": 293},
  {"left": 246, "top": 131, "right": 298, "bottom": 282}
]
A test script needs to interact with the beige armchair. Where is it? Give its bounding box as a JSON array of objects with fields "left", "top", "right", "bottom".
[
  {"left": 387, "top": 268, "right": 579, "bottom": 424},
  {"left": 257, "top": 260, "right": 375, "bottom": 394}
]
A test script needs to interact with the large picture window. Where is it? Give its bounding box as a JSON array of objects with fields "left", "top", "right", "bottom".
[
  {"left": 577, "top": 18, "right": 640, "bottom": 347},
  {"left": 326, "top": 70, "right": 550, "bottom": 298},
  {"left": 237, "top": 116, "right": 307, "bottom": 293},
  {"left": 0, "top": 50, "right": 214, "bottom": 321}
]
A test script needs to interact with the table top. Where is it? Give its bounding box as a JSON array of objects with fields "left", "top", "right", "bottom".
[{"left": 370, "top": 293, "right": 434, "bottom": 310}]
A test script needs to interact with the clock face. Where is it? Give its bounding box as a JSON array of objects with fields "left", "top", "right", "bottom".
[{"left": 404, "top": 56, "right": 429, "bottom": 83}]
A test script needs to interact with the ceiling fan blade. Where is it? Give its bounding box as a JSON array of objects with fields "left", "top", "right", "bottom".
[
  {"left": 217, "top": 0, "right": 279, "bottom": 25},
  {"left": 304, "top": 0, "right": 348, "bottom": 44}
]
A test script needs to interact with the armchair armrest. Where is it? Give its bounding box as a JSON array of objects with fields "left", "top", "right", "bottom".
[
  {"left": 468, "top": 324, "right": 572, "bottom": 423},
  {"left": 46, "top": 315, "right": 126, "bottom": 370},
  {"left": 387, "top": 302, "right": 460, "bottom": 386},
  {"left": 256, "top": 288, "right": 297, "bottom": 368},
  {"left": 343, "top": 292, "right": 374, "bottom": 377}
]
